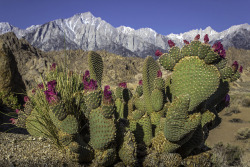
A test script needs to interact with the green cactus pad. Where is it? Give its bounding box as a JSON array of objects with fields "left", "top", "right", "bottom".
[
  {"left": 134, "top": 96, "right": 145, "bottom": 111},
  {"left": 204, "top": 50, "right": 220, "bottom": 64},
  {"left": 201, "top": 110, "right": 216, "bottom": 127},
  {"left": 58, "top": 130, "right": 74, "bottom": 146},
  {"left": 131, "top": 110, "right": 146, "bottom": 120},
  {"left": 49, "top": 111, "right": 79, "bottom": 134},
  {"left": 142, "top": 56, "right": 160, "bottom": 113},
  {"left": 138, "top": 113, "right": 153, "bottom": 146},
  {"left": 94, "top": 147, "right": 117, "bottom": 166},
  {"left": 219, "top": 66, "right": 234, "bottom": 79},
  {"left": 85, "top": 89, "right": 102, "bottom": 110},
  {"left": 152, "top": 131, "right": 180, "bottom": 153},
  {"left": 171, "top": 56, "right": 220, "bottom": 111},
  {"left": 190, "top": 41, "right": 202, "bottom": 56},
  {"left": 231, "top": 71, "right": 241, "bottom": 82},
  {"left": 165, "top": 75, "right": 172, "bottom": 102},
  {"left": 159, "top": 53, "right": 176, "bottom": 71},
  {"left": 214, "top": 58, "right": 228, "bottom": 70},
  {"left": 198, "top": 44, "right": 211, "bottom": 59},
  {"left": 87, "top": 51, "right": 103, "bottom": 87},
  {"left": 150, "top": 109, "right": 164, "bottom": 126},
  {"left": 89, "top": 108, "right": 116, "bottom": 150},
  {"left": 115, "top": 98, "right": 125, "bottom": 119},
  {"left": 26, "top": 109, "right": 50, "bottom": 137},
  {"left": 50, "top": 103, "right": 67, "bottom": 121},
  {"left": 135, "top": 85, "right": 143, "bottom": 97},
  {"left": 115, "top": 86, "right": 123, "bottom": 99},
  {"left": 181, "top": 45, "right": 191, "bottom": 57},
  {"left": 164, "top": 95, "right": 202, "bottom": 142},
  {"left": 151, "top": 89, "right": 164, "bottom": 112},
  {"left": 101, "top": 103, "right": 115, "bottom": 118},
  {"left": 169, "top": 46, "right": 182, "bottom": 62},
  {"left": 118, "top": 131, "right": 137, "bottom": 166},
  {"left": 154, "top": 77, "right": 165, "bottom": 91}
]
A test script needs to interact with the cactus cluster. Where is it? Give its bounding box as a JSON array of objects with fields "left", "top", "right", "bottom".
[{"left": 12, "top": 35, "right": 243, "bottom": 166}]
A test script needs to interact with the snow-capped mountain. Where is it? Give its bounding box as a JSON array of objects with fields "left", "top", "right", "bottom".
[{"left": 0, "top": 12, "right": 249, "bottom": 58}]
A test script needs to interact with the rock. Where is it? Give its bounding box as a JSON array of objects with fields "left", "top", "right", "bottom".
[{"left": 0, "top": 40, "right": 25, "bottom": 94}]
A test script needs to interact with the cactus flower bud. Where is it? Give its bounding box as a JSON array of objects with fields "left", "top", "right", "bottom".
[
  {"left": 50, "top": 63, "right": 57, "bottom": 71},
  {"left": 9, "top": 118, "right": 18, "bottom": 124},
  {"left": 103, "top": 85, "right": 112, "bottom": 104},
  {"left": 24, "top": 96, "right": 30, "bottom": 103},
  {"left": 38, "top": 83, "right": 44, "bottom": 89},
  {"left": 155, "top": 50, "right": 163, "bottom": 57},
  {"left": 47, "top": 80, "right": 57, "bottom": 91},
  {"left": 232, "top": 61, "right": 239, "bottom": 72},
  {"left": 212, "top": 42, "right": 226, "bottom": 58},
  {"left": 16, "top": 109, "right": 20, "bottom": 114},
  {"left": 139, "top": 80, "right": 143, "bottom": 85},
  {"left": 157, "top": 70, "right": 162, "bottom": 78},
  {"left": 239, "top": 66, "right": 243, "bottom": 73},
  {"left": 119, "top": 82, "right": 127, "bottom": 88},
  {"left": 168, "top": 40, "right": 175, "bottom": 48},
  {"left": 183, "top": 40, "right": 190, "bottom": 45},
  {"left": 194, "top": 34, "right": 200, "bottom": 41},
  {"left": 44, "top": 89, "right": 59, "bottom": 104},
  {"left": 204, "top": 34, "right": 209, "bottom": 44}
]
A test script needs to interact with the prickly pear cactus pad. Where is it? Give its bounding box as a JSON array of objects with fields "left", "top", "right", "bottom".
[{"left": 171, "top": 56, "right": 220, "bottom": 111}]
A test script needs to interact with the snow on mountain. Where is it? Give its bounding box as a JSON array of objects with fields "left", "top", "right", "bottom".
[{"left": 0, "top": 12, "right": 249, "bottom": 58}]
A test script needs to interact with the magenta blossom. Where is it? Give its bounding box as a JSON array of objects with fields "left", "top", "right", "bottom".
[
  {"left": 194, "top": 34, "right": 200, "bottom": 41},
  {"left": 50, "top": 63, "right": 57, "bottom": 71},
  {"left": 212, "top": 42, "right": 226, "bottom": 59},
  {"left": 9, "top": 118, "right": 17, "bottom": 125},
  {"left": 24, "top": 96, "right": 30, "bottom": 103},
  {"left": 38, "top": 83, "right": 44, "bottom": 89},
  {"left": 157, "top": 70, "right": 162, "bottom": 78},
  {"left": 119, "top": 82, "right": 127, "bottom": 89},
  {"left": 139, "top": 80, "right": 143, "bottom": 86},
  {"left": 103, "top": 85, "right": 112, "bottom": 104},
  {"left": 84, "top": 79, "right": 98, "bottom": 91},
  {"left": 183, "top": 40, "right": 190, "bottom": 45},
  {"left": 44, "top": 89, "right": 59, "bottom": 104},
  {"left": 47, "top": 80, "right": 57, "bottom": 91},
  {"left": 204, "top": 34, "right": 209, "bottom": 44},
  {"left": 168, "top": 40, "right": 175, "bottom": 48},
  {"left": 239, "top": 66, "right": 243, "bottom": 73},
  {"left": 16, "top": 109, "right": 20, "bottom": 114},
  {"left": 32, "top": 89, "right": 36, "bottom": 94},
  {"left": 232, "top": 61, "right": 239, "bottom": 72},
  {"left": 155, "top": 50, "right": 163, "bottom": 57}
]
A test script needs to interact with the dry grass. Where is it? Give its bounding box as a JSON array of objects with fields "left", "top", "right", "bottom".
[{"left": 235, "top": 127, "right": 250, "bottom": 140}]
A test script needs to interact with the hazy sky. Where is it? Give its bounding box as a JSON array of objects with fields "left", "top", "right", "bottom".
[{"left": 0, "top": 0, "right": 249, "bottom": 35}]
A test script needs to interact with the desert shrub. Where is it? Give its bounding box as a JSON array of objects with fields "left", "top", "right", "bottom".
[
  {"left": 241, "top": 97, "right": 250, "bottom": 107},
  {"left": 235, "top": 127, "right": 250, "bottom": 140},
  {"left": 224, "top": 105, "right": 241, "bottom": 116},
  {"left": 0, "top": 91, "right": 21, "bottom": 110},
  {"left": 211, "top": 142, "right": 243, "bottom": 167}
]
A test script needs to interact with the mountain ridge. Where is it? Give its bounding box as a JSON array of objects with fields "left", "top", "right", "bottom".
[{"left": 0, "top": 12, "right": 249, "bottom": 58}]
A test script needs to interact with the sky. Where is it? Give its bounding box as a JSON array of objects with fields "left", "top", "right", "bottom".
[{"left": 0, "top": 0, "right": 249, "bottom": 35}]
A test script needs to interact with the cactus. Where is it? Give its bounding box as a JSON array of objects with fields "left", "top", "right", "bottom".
[{"left": 18, "top": 35, "right": 243, "bottom": 166}]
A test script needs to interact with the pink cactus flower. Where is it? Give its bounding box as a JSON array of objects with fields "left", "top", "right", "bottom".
[
  {"left": 139, "top": 80, "right": 143, "bottom": 86},
  {"left": 103, "top": 85, "right": 112, "bottom": 104},
  {"left": 119, "top": 82, "right": 127, "bottom": 89},
  {"left": 239, "top": 66, "right": 243, "bottom": 73},
  {"left": 24, "top": 96, "right": 30, "bottom": 103},
  {"left": 155, "top": 50, "right": 163, "bottom": 57},
  {"left": 15, "top": 109, "right": 20, "bottom": 114},
  {"left": 50, "top": 63, "right": 57, "bottom": 71},
  {"left": 157, "top": 70, "right": 162, "bottom": 78},
  {"left": 38, "top": 83, "right": 44, "bottom": 89},
  {"left": 194, "top": 34, "right": 200, "bottom": 41},
  {"left": 204, "top": 34, "right": 209, "bottom": 44},
  {"left": 168, "top": 40, "right": 175, "bottom": 48},
  {"left": 9, "top": 118, "right": 18, "bottom": 124},
  {"left": 232, "top": 61, "right": 239, "bottom": 72},
  {"left": 212, "top": 42, "right": 226, "bottom": 58},
  {"left": 183, "top": 40, "right": 190, "bottom": 45}
]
